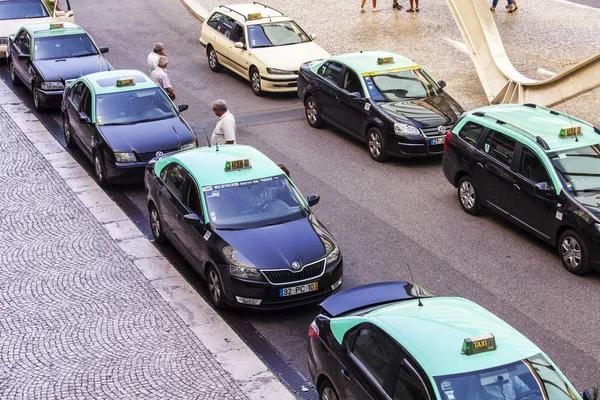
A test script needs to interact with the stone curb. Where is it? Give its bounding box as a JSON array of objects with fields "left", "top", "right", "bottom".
[
  {"left": 0, "top": 78, "right": 295, "bottom": 400},
  {"left": 181, "top": 0, "right": 208, "bottom": 22}
]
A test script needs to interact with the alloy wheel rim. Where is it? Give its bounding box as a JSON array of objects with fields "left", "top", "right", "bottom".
[
  {"left": 306, "top": 100, "right": 317, "bottom": 124},
  {"left": 209, "top": 270, "right": 221, "bottom": 302},
  {"left": 561, "top": 237, "right": 581, "bottom": 269},
  {"left": 252, "top": 71, "right": 260, "bottom": 92},
  {"left": 459, "top": 181, "right": 475, "bottom": 209},
  {"left": 209, "top": 50, "right": 216, "bottom": 68},
  {"left": 322, "top": 388, "right": 337, "bottom": 400},
  {"left": 151, "top": 209, "right": 160, "bottom": 239},
  {"left": 368, "top": 132, "right": 381, "bottom": 157},
  {"left": 94, "top": 155, "right": 103, "bottom": 181}
]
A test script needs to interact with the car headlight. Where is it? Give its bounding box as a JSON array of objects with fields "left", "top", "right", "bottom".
[
  {"left": 223, "top": 245, "right": 263, "bottom": 281},
  {"left": 114, "top": 152, "right": 137, "bottom": 163},
  {"left": 179, "top": 141, "right": 197, "bottom": 151},
  {"left": 266, "top": 67, "right": 296, "bottom": 75},
  {"left": 394, "top": 122, "right": 420, "bottom": 136},
  {"left": 0, "top": 37, "right": 8, "bottom": 45},
  {"left": 40, "top": 81, "right": 64, "bottom": 90},
  {"left": 323, "top": 236, "right": 340, "bottom": 265}
]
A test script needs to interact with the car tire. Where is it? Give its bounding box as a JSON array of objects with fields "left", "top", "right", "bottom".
[
  {"left": 305, "top": 95, "right": 324, "bottom": 128},
  {"left": 33, "top": 83, "right": 45, "bottom": 112},
  {"left": 93, "top": 151, "right": 108, "bottom": 187},
  {"left": 367, "top": 127, "right": 389, "bottom": 162},
  {"left": 558, "top": 229, "right": 590, "bottom": 275},
  {"left": 207, "top": 46, "right": 223, "bottom": 72},
  {"left": 250, "top": 67, "right": 264, "bottom": 96},
  {"left": 457, "top": 175, "right": 481, "bottom": 215},
  {"left": 319, "top": 379, "right": 339, "bottom": 400},
  {"left": 149, "top": 204, "right": 168, "bottom": 244},
  {"left": 207, "top": 265, "right": 227, "bottom": 309},
  {"left": 63, "top": 116, "right": 76, "bottom": 149},
  {"left": 9, "top": 58, "right": 22, "bottom": 86}
]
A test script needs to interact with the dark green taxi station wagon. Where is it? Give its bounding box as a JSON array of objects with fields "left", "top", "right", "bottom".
[{"left": 442, "top": 103, "right": 600, "bottom": 275}]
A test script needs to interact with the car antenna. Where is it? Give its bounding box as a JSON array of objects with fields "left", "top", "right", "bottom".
[
  {"left": 406, "top": 262, "right": 423, "bottom": 307},
  {"left": 559, "top": 89, "right": 578, "bottom": 143},
  {"left": 203, "top": 128, "right": 211, "bottom": 148}
]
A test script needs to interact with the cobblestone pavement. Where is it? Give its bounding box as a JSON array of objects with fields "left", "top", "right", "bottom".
[{"left": 0, "top": 94, "right": 250, "bottom": 397}]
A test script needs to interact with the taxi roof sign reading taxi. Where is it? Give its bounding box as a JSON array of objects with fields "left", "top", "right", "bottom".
[
  {"left": 462, "top": 333, "right": 497, "bottom": 356},
  {"left": 225, "top": 158, "right": 252, "bottom": 172},
  {"left": 377, "top": 57, "right": 395, "bottom": 65},
  {"left": 247, "top": 12, "right": 262, "bottom": 20},
  {"left": 116, "top": 78, "right": 135, "bottom": 87},
  {"left": 49, "top": 23, "right": 64, "bottom": 29},
  {"left": 559, "top": 125, "right": 582, "bottom": 138}
]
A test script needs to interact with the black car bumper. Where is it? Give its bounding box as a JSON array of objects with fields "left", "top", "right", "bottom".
[
  {"left": 387, "top": 135, "right": 446, "bottom": 158},
  {"left": 38, "top": 88, "right": 63, "bottom": 108},
  {"left": 104, "top": 161, "right": 147, "bottom": 183},
  {"left": 219, "top": 258, "right": 344, "bottom": 310}
]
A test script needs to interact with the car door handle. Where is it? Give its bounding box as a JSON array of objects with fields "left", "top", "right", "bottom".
[
  {"left": 341, "top": 369, "right": 351, "bottom": 382},
  {"left": 513, "top": 184, "right": 521, "bottom": 194},
  {"left": 335, "top": 96, "right": 341, "bottom": 102},
  {"left": 158, "top": 191, "right": 162, "bottom": 198}
]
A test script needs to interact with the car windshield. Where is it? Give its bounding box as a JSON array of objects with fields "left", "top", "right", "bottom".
[
  {"left": 434, "top": 354, "right": 578, "bottom": 400},
  {"left": 247, "top": 21, "right": 311, "bottom": 48},
  {"left": 203, "top": 175, "right": 309, "bottom": 230},
  {"left": 0, "top": 0, "right": 49, "bottom": 20},
  {"left": 367, "top": 68, "right": 438, "bottom": 102},
  {"left": 95, "top": 88, "right": 175, "bottom": 126},
  {"left": 33, "top": 34, "right": 97, "bottom": 60},
  {"left": 550, "top": 144, "right": 600, "bottom": 194}
]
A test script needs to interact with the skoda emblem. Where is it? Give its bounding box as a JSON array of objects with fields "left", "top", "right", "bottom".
[
  {"left": 291, "top": 261, "right": 301, "bottom": 271},
  {"left": 155, "top": 151, "right": 164, "bottom": 157},
  {"left": 437, "top": 125, "right": 447, "bottom": 135}
]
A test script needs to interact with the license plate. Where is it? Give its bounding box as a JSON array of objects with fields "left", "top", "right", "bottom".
[
  {"left": 429, "top": 137, "right": 444, "bottom": 145},
  {"left": 279, "top": 282, "right": 318, "bottom": 297}
]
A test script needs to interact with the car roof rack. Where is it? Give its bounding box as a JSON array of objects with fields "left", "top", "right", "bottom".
[
  {"left": 219, "top": 5, "right": 247, "bottom": 20},
  {"left": 475, "top": 112, "right": 551, "bottom": 151},
  {"left": 252, "top": 1, "right": 284, "bottom": 16}
]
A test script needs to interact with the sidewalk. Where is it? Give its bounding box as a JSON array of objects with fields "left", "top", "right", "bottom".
[{"left": 0, "top": 77, "right": 294, "bottom": 399}]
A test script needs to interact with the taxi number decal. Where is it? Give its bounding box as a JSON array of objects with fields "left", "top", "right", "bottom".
[
  {"left": 364, "top": 103, "right": 371, "bottom": 111},
  {"left": 556, "top": 211, "right": 563, "bottom": 221},
  {"left": 202, "top": 186, "right": 213, "bottom": 192},
  {"left": 203, "top": 231, "right": 211, "bottom": 241}
]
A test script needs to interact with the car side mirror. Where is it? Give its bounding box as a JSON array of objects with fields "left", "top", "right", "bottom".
[
  {"left": 438, "top": 80, "right": 446, "bottom": 90},
  {"left": 78, "top": 113, "right": 91, "bottom": 125},
  {"left": 99, "top": 47, "right": 109, "bottom": 54},
  {"left": 307, "top": 194, "right": 320, "bottom": 207},
  {"left": 349, "top": 91, "right": 364, "bottom": 101},
  {"left": 310, "top": 33, "right": 317, "bottom": 40},
  {"left": 534, "top": 182, "right": 553, "bottom": 193},
  {"left": 178, "top": 104, "right": 189, "bottom": 112},
  {"left": 184, "top": 213, "right": 203, "bottom": 226},
  {"left": 18, "top": 54, "right": 30, "bottom": 62},
  {"left": 234, "top": 42, "right": 245, "bottom": 49},
  {"left": 583, "top": 387, "right": 598, "bottom": 400}
]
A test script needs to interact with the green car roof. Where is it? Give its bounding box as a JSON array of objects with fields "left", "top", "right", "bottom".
[
  {"left": 312, "top": 51, "right": 420, "bottom": 76},
  {"left": 154, "top": 145, "right": 286, "bottom": 187},
  {"left": 76, "top": 70, "right": 159, "bottom": 95},
  {"left": 25, "top": 22, "right": 85, "bottom": 38},
  {"left": 333, "top": 297, "right": 540, "bottom": 377},
  {"left": 466, "top": 104, "right": 600, "bottom": 154}
]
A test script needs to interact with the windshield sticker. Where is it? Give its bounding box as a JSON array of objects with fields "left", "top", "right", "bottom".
[
  {"left": 484, "top": 143, "right": 491, "bottom": 153},
  {"left": 441, "top": 381, "right": 452, "bottom": 391},
  {"left": 363, "top": 76, "right": 385, "bottom": 102},
  {"left": 208, "top": 191, "right": 220, "bottom": 197},
  {"left": 202, "top": 186, "right": 213, "bottom": 192},
  {"left": 444, "top": 391, "right": 456, "bottom": 400},
  {"left": 361, "top": 66, "right": 419, "bottom": 77},
  {"left": 209, "top": 176, "right": 281, "bottom": 191},
  {"left": 203, "top": 231, "right": 211, "bottom": 241}
]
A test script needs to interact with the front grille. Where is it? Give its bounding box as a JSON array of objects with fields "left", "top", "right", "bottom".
[
  {"left": 421, "top": 124, "right": 453, "bottom": 137},
  {"left": 428, "top": 143, "right": 445, "bottom": 153},
  {"left": 137, "top": 148, "right": 177, "bottom": 163},
  {"left": 261, "top": 259, "right": 326, "bottom": 284}
]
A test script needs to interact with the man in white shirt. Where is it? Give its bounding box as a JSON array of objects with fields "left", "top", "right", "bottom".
[
  {"left": 151, "top": 56, "right": 176, "bottom": 100},
  {"left": 147, "top": 43, "right": 166, "bottom": 74},
  {"left": 211, "top": 100, "right": 236, "bottom": 145}
]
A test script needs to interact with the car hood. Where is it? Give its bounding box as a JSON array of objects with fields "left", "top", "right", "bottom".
[
  {"left": 216, "top": 215, "right": 329, "bottom": 270},
  {"left": 34, "top": 56, "right": 111, "bottom": 81},
  {"left": 1, "top": 17, "right": 53, "bottom": 37},
  {"left": 252, "top": 42, "right": 330, "bottom": 71},
  {"left": 574, "top": 193, "right": 600, "bottom": 218},
  {"left": 98, "top": 117, "right": 194, "bottom": 153},
  {"left": 378, "top": 94, "right": 463, "bottom": 129}
]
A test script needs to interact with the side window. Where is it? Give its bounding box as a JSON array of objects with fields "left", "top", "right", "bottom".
[
  {"left": 483, "top": 130, "right": 517, "bottom": 167},
  {"left": 69, "top": 82, "right": 85, "bottom": 110},
  {"left": 393, "top": 360, "right": 428, "bottom": 400},
  {"left": 81, "top": 86, "right": 92, "bottom": 116},
  {"left": 351, "top": 328, "right": 397, "bottom": 386},
  {"left": 184, "top": 177, "right": 203, "bottom": 217},
  {"left": 164, "top": 163, "right": 187, "bottom": 200},
  {"left": 343, "top": 69, "right": 364, "bottom": 97},
  {"left": 216, "top": 16, "right": 235, "bottom": 39},
  {"left": 519, "top": 147, "right": 550, "bottom": 184},
  {"left": 458, "top": 122, "right": 485, "bottom": 147},
  {"left": 206, "top": 12, "right": 224, "bottom": 29},
  {"left": 321, "top": 62, "right": 343, "bottom": 85},
  {"left": 229, "top": 24, "right": 245, "bottom": 43},
  {"left": 18, "top": 32, "right": 31, "bottom": 54}
]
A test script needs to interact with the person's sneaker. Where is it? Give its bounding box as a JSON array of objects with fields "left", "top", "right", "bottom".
[
  {"left": 359, "top": 7, "right": 366, "bottom": 12},
  {"left": 372, "top": 7, "right": 381, "bottom": 12},
  {"left": 393, "top": 3, "right": 403, "bottom": 9}
]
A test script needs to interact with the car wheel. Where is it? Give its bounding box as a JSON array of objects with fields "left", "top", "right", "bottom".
[
  {"left": 63, "top": 117, "right": 76, "bottom": 148},
  {"left": 319, "top": 379, "right": 339, "bottom": 400},
  {"left": 149, "top": 204, "right": 168, "bottom": 244},
  {"left": 33, "top": 83, "right": 45, "bottom": 112},
  {"left": 250, "top": 67, "right": 264, "bottom": 96},
  {"left": 207, "top": 266, "right": 226, "bottom": 309},
  {"left": 457, "top": 175, "right": 481, "bottom": 215},
  {"left": 558, "top": 229, "right": 590, "bottom": 275},
  {"left": 9, "top": 58, "right": 22, "bottom": 86},
  {"left": 207, "top": 46, "right": 222, "bottom": 72},
  {"left": 93, "top": 151, "right": 108, "bottom": 187},
  {"left": 305, "top": 95, "right": 324, "bottom": 128},
  {"left": 367, "top": 127, "right": 389, "bottom": 162}
]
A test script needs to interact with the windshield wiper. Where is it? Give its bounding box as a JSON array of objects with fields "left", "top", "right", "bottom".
[
  {"left": 216, "top": 227, "right": 243, "bottom": 231},
  {"left": 76, "top": 53, "right": 98, "bottom": 57}
]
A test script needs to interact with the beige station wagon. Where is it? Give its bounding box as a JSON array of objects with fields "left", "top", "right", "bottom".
[{"left": 199, "top": 3, "right": 330, "bottom": 96}]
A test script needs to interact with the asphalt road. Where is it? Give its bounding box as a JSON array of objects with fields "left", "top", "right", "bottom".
[{"left": 3, "top": 0, "right": 600, "bottom": 394}]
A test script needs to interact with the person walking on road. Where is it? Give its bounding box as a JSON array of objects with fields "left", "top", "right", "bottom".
[
  {"left": 211, "top": 100, "right": 236, "bottom": 146},
  {"left": 491, "top": 0, "right": 516, "bottom": 12},
  {"left": 151, "top": 56, "right": 176, "bottom": 100},
  {"left": 147, "top": 42, "right": 166, "bottom": 74},
  {"left": 393, "top": 0, "right": 403, "bottom": 10},
  {"left": 360, "top": 0, "right": 380, "bottom": 13},
  {"left": 406, "top": 0, "right": 419, "bottom": 12}
]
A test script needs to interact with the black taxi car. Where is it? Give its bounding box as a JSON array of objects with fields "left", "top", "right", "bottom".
[
  {"left": 297, "top": 51, "right": 464, "bottom": 161},
  {"left": 443, "top": 103, "right": 600, "bottom": 275},
  {"left": 8, "top": 22, "right": 110, "bottom": 111}
]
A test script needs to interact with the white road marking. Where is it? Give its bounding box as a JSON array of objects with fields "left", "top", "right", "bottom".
[{"left": 443, "top": 37, "right": 469, "bottom": 54}]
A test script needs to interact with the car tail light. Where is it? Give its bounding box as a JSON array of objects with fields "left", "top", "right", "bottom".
[
  {"left": 308, "top": 321, "right": 319, "bottom": 338},
  {"left": 444, "top": 130, "right": 453, "bottom": 152}
]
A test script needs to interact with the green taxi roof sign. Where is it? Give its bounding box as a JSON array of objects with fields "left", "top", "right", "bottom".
[
  {"left": 559, "top": 125, "right": 582, "bottom": 138},
  {"left": 462, "top": 333, "right": 497, "bottom": 356},
  {"left": 49, "top": 23, "right": 64, "bottom": 29},
  {"left": 116, "top": 78, "right": 135, "bottom": 87},
  {"left": 225, "top": 158, "right": 252, "bottom": 172},
  {"left": 377, "top": 57, "right": 394, "bottom": 65}
]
